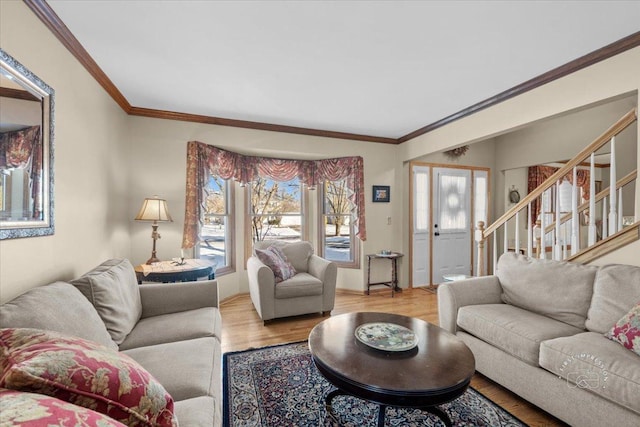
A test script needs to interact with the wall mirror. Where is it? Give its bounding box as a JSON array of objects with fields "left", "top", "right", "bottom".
[{"left": 0, "top": 49, "right": 54, "bottom": 239}]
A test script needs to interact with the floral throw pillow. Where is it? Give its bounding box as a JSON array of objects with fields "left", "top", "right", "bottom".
[
  {"left": 1, "top": 388, "right": 128, "bottom": 426},
  {"left": 605, "top": 302, "right": 640, "bottom": 356},
  {"left": 268, "top": 246, "right": 297, "bottom": 281},
  {"left": 0, "top": 328, "right": 177, "bottom": 427},
  {"left": 255, "top": 246, "right": 297, "bottom": 283}
]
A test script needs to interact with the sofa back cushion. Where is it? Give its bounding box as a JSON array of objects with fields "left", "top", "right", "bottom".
[
  {"left": 254, "top": 240, "right": 313, "bottom": 273},
  {"left": 585, "top": 264, "right": 640, "bottom": 333},
  {"left": 71, "top": 259, "right": 141, "bottom": 345},
  {"left": 497, "top": 253, "right": 598, "bottom": 329},
  {"left": 0, "top": 281, "right": 116, "bottom": 350}
]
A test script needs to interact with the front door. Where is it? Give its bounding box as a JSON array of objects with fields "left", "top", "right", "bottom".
[{"left": 432, "top": 167, "right": 472, "bottom": 283}]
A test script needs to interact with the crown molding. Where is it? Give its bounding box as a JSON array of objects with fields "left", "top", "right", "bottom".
[
  {"left": 398, "top": 31, "right": 640, "bottom": 143},
  {"left": 128, "top": 107, "right": 398, "bottom": 144},
  {"left": 24, "top": 0, "right": 640, "bottom": 145}
]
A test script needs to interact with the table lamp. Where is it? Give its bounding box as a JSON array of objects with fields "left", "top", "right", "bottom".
[{"left": 135, "top": 196, "right": 173, "bottom": 264}]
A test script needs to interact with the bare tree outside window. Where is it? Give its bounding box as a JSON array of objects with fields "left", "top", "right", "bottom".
[
  {"left": 322, "top": 179, "right": 357, "bottom": 264},
  {"left": 250, "top": 177, "right": 302, "bottom": 243}
]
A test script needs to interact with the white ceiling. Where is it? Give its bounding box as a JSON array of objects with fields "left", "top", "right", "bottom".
[{"left": 47, "top": 1, "right": 640, "bottom": 140}]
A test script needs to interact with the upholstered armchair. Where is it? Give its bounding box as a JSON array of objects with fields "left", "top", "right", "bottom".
[{"left": 247, "top": 240, "right": 337, "bottom": 324}]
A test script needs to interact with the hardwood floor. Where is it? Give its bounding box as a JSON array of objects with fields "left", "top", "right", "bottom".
[{"left": 220, "top": 288, "right": 566, "bottom": 427}]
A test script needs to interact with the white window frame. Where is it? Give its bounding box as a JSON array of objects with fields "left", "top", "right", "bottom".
[
  {"left": 318, "top": 179, "right": 359, "bottom": 268},
  {"left": 197, "top": 176, "right": 234, "bottom": 276}
]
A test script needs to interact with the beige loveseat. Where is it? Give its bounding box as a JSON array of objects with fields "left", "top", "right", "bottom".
[
  {"left": 0, "top": 258, "right": 222, "bottom": 426},
  {"left": 247, "top": 240, "right": 337, "bottom": 323},
  {"left": 438, "top": 252, "right": 640, "bottom": 427}
]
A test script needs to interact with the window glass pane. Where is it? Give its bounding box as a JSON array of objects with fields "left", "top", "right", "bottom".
[
  {"left": 415, "top": 172, "right": 428, "bottom": 231},
  {"left": 439, "top": 175, "right": 467, "bottom": 231},
  {"left": 474, "top": 176, "right": 487, "bottom": 224},
  {"left": 323, "top": 214, "right": 352, "bottom": 261},
  {"left": 200, "top": 216, "right": 228, "bottom": 267},
  {"left": 199, "top": 176, "right": 231, "bottom": 270},
  {"left": 322, "top": 179, "right": 355, "bottom": 263},
  {"left": 205, "top": 176, "right": 226, "bottom": 215},
  {"left": 250, "top": 177, "right": 302, "bottom": 243}
]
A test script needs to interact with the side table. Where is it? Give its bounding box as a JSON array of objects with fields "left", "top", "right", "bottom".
[
  {"left": 366, "top": 252, "right": 403, "bottom": 297},
  {"left": 135, "top": 259, "right": 215, "bottom": 284}
]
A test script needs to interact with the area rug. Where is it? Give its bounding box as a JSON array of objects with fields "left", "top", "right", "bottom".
[{"left": 223, "top": 341, "right": 527, "bottom": 427}]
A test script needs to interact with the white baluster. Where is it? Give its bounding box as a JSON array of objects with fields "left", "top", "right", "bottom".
[
  {"left": 527, "top": 202, "right": 533, "bottom": 257},
  {"left": 493, "top": 233, "right": 497, "bottom": 273},
  {"left": 555, "top": 181, "right": 562, "bottom": 260},
  {"left": 540, "top": 192, "right": 546, "bottom": 259},
  {"left": 618, "top": 187, "right": 623, "bottom": 230},
  {"left": 571, "top": 167, "right": 579, "bottom": 255},
  {"left": 588, "top": 153, "right": 597, "bottom": 245},
  {"left": 515, "top": 212, "right": 520, "bottom": 255},
  {"left": 609, "top": 137, "right": 617, "bottom": 235},
  {"left": 503, "top": 221, "right": 508, "bottom": 256},
  {"left": 602, "top": 195, "right": 608, "bottom": 239}
]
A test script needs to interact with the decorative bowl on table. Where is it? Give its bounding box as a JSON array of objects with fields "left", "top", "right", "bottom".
[{"left": 355, "top": 322, "right": 418, "bottom": 352}]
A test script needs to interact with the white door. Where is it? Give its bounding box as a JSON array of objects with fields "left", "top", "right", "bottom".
[
  {"left": 412, "top": 166, "right": 430, "bottom": 287},
  {"left": 432, "top": 168, "right": 472, "bottom": 283}
]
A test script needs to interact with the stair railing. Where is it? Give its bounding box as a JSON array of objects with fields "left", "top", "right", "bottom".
[{"left": 476, "top": 108, "right": 637, "bottom": 275}]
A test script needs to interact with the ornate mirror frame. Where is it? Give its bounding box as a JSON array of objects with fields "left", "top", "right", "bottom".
[{"left": 0, "top": 49, "right": 55, "bottom": 239}]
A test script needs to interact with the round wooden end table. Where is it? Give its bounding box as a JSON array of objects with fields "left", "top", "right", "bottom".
[
  {"left": 308, "top": 312, "right": 475, "bottom": 427},
  {"left": 134, "top": 259, "right": 215, "bottom": 284}
]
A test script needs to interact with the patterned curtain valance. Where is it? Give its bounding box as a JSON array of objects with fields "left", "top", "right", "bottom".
[
  {"left": 182, "top": 141, "right": 366, "bottom": 249},
  {"left": 527, "top": 165, "right": 590, "bottom": 226}
]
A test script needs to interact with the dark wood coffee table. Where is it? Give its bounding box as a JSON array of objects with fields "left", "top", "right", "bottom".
[{"left": 308, "top": 312, "right": 475, "bottom": 427}]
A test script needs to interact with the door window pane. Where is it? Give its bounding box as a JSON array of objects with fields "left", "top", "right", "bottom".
[{"left": 439, "top": 175, "right": 467, "bottom": 231}]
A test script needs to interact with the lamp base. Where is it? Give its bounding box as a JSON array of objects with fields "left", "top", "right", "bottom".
[{"left": 145, "top": 256, "right": 160, "bottom": 265}]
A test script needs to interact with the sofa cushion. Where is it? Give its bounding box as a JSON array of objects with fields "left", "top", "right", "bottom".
[
  {"left": 585, "top": 264, "right": 640, "bottom": 334},
  {"left": 119, "top": 307, "right": 222, "bottom": 350},
  {"left": 605, "top": 302, "right": 640, "bottom": 356},
  {"left": 123, "top": 337, "right": 220, "bottom": 402},
  {"left": 497, "top": 252, "right": 597, "bottom": 329},
  {"left": 274, "top": 273, "right": 323, "bottom": 299},
  {"left": 0, "top": 328, "right": 177, "bottom": 427},
  {"left": 71, "top": 258, "right": 142, "bottom": 345},
  {"left": 457, "top": 304, "right": 583, "bottom": 366},
  {"left": 0, "top": 388, "right": 128, "bottom": 426},
  {"left": 0, "top": 281, "right": 117, "bottom": 350},
  {"left": 174, "top": 396, "right": 217, "bottom": 427},
  {"left": 540, "top": 331, "right": 640, "bottom": 414}
]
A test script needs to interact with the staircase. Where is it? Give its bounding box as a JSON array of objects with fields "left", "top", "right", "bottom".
[{"left": 476, "top": 108, "right": 639, "bottom": 274}]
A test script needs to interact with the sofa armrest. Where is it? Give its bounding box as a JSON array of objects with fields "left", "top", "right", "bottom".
[
  {"left": 437, "top": 275, "right": 503, "bottom": 334},
  {"left": 139, "top": 280, "right": 218, "bottom": 319},
  {"left": 308, "top": 255, "right": 338, "bottom": 311},
  {"left": 247, "top": 256, "right": 276, "bottom": 320}
]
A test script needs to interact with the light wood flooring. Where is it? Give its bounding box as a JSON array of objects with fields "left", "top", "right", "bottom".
[{"left": 219, "top": 287, "right": 566, "bottom": 427}]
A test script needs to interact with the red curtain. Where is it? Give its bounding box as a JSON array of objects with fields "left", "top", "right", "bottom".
[
  {"left": 527, "top": 165, "right": 590, "bottom": 226},
  {"left": 182, "top": 142, "right": 366, "bottom": 249},
  {"left": 0, "top": 126, "right": 43, "bottom": 219}
]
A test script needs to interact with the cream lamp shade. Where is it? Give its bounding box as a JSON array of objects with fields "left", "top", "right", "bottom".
[
  {"left": 135, "top": 197, "right": 173, "bottom": 223},
  {"left": 135, "top": 196, "right": 173, "bottom": 264}
]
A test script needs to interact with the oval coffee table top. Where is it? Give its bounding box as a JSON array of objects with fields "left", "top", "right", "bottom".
[{"left": 309, "top": 312, "right": 475, "bottom": 406}]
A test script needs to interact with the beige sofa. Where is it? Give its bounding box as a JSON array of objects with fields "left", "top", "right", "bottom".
[
  {"left": 0, "top": 258, "right": 222, "bottom": 426},
  {"left": 438, "top": 252, "right": 640, "bottom": 427},
  {"left": 247, "top": 240, "right": 337, "bottom": 323}
]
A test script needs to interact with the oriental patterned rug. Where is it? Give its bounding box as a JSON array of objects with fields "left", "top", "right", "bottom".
[{"left": 223, "top": 341, "right": 527, "bottom": 427}]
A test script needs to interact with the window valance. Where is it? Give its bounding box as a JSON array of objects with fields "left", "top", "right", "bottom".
[{"left": 182, "top": 141, "right": 366, "bottom": 249}]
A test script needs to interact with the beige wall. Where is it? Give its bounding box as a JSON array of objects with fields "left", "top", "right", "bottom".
[
  {"left": 0, "top": 2, "right": 130, "bottom": 303},
  {"left": 127, "top": 116, "right": 400, "bottom": 300}
]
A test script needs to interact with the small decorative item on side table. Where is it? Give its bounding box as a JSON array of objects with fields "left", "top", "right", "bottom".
[
  {"left": 366, "top": 251, "right": 403, "bottom": 297},
  {"left": 134, "top": 259, "right": 215, "bottom": 284}
]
